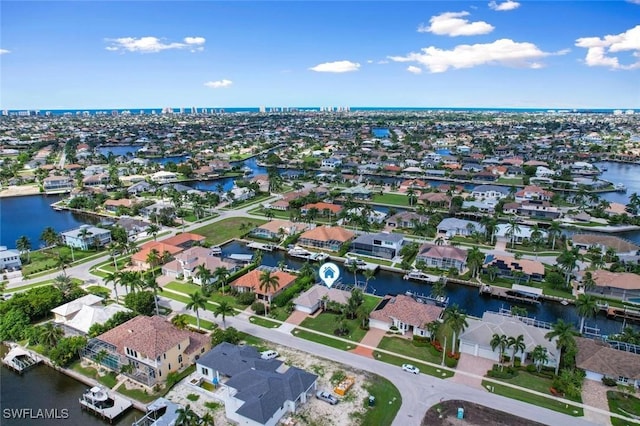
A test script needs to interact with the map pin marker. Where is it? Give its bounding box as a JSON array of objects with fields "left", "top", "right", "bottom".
[{"left": 319, "top": 262, "right": 340, "bottom": 288}]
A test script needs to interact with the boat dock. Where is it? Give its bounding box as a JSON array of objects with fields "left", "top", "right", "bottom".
[
  {"left": 2, "top": 344, "right": 41, "bottom": 373},
  {"left": 287, "top": 246, "right": 329, "bottom": 262},
  {"left": 247, "top": 242, "right": 277, "bottom": 251},
  {"left": 79, "top": 386, "right": 132, "bottom": 423},
  {"left": 479, "top": 284, "right": 541, "bottom": 305},
  {"left": 606, "top": 306, "right": 640, "bottom": 323},
  {"left": 403, "top": 270, "right": 440, "bottom": 283},
  {"left": 344, "top": 256, "right": 379, "bottom": 272}
]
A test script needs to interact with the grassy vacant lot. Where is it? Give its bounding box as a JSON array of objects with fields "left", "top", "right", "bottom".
[
  {"left": 164, "top": 281, "right": 242, "bottom": 308},
  {"left": 372, "top": 193, "right": 410, "bottom": 207},
  {"left": 377, "top": 336, "right": 443, "bottom": 365},
  {"left": 7, "top": 277, "right": 83, "bottom": 294},
  {"left": 481, "top": 380, "right": 584, "bottom": 417},
  {"left": 22, "top": 247, "right": 100, "bottom": 276},
  {"left": 292, "top": 328, "right": 355, "bottom": 351},
  {"left": 607, "top": 391, "right": 640, "bottom": 426},
  {"left": 191, "top": 217, "right": 267, "bottom": 246},
  {"left": 356, "top": 375, "right": 402, "bottom": 426},
  {"left": 372, "top": 350, "right": 453, "bottom": 379}
]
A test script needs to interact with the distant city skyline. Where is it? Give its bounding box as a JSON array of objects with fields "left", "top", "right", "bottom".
[{"left": 1, "top": 1, "right": 639, "bottom": 109}]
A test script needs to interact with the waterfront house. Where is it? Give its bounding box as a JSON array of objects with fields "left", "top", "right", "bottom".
[
  {"left": 470, "top": 184, "right": 510, "bottom": 200},
  {"left": 385, "top": 212, "right": 430, "bottom": 229},
  {"left": 483, "top": 254, "right": 545, "bottom": 282},
  {"left": 575, "top": 337, "right": 640, "bottom": 389},
  {"left": 52, "top": 295, "right": 130, "bottom": 335},
  {"left": 571, "top": 234, "right": 640, "bottom": 256},
  {"left": 196, "top": 343, "right": 317, "bottom": 426},
  {"left": 162, "top": 233, "right": 206, "bottom": 250},
  {"left": 293, "top": 284, "right": 351, "bottom": 314},
  {"left": 0, "top": 246, "right": 22, "bottom": 271},
  {"left": 436, "top": 218, "right": 485, "bottom": 238},
  {"left": 103, "top": 198, "right": 136, "bottom": 213},
  {"left": 151, "top": 171, "right": 178, "bottom": 184},
  {"left": 230, "top": 269, "right": 297, "bottom": 303},
  {"left": 61, "top": 225, "right": 112, "bottom": 250},
  {"left": 350, "top": 231, "right": 404, "bottom": 260},
  {"left": 588, "top": 270, "right": 640, "bottom": 300},
  {"left": 459, "top": 312, "right": 558, "bottom": 366},
  {"left": 131, "top": 241, "right": 183, "bottom": 269},
  {"left": 504, "top": 200, "right": 562, "bottom": 219},
  {"left": 420, "top": 192, "right": 451, "bottom": 208},
  {"left": 250, "top": 220, "right": 309, "bottom": 241},
  {"left": 127, "top": 181, "right": 152, "bottom": 195},
  {"left": 161, "top": 246, "right": 238, "bottom": 284},
  {"left": 85, "top": 315, "right": 210, "bottom": 387},
  {"left": 340, "top": 186, "right": 372, "bottom": 200},
  {"left": 369, "top": 294, "right": 443, "bottom": 337},
  {"left": 52, "top": 294, "right": 104, "bottom": 323},
  {"left": 514, "top": 185, "right": 553, "bottom": 202},
  {"left": 43, "top": 176, "right": 73, "bottom": 192},
  {"left": 300, "top": 202, "right": 342, "bottom": 218},
  {"left": 416, "top": 243, "right": 467, "bottom": 272},
  {"left": 297, "top": 226, "right": 355, "bottom": 252},
  {"left": 494, "top": 224, "right": 548, "bottom": 245},
  {"left": 115, "top": 217, "right": 151, "bottom": 239},
  {"left": 321, "top": 157, "right": 342, "bottom": 169},
  {"left": 82, "top": 173, "right": 110, "bottom": 187},
  {"left": 399, "top": 179, "right": 429, "bottom": 192}
]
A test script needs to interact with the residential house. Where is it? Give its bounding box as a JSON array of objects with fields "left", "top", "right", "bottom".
[
  {"left": 575, "top": 337, "right": 640, "bottom": 389},
  {"left": 588, "top": 270, "right": 640, "bottom": 300},
  {"left": 340, "top": 186, "right": 372, "bottom": 200},
  {"left": 459, "top": 312, "right": 558, "bottom": 366},
  {"left": 385, "top": 212, "right": 429, "bottom": 229},
  {"left": 436, "top": 218, "right": 485, "bottom": 238},
  {"left": 298, "top": 226, "right": 355, "bottom": 252},
  {"left": 0, "top": 246, "right": 22, "bottom": 270},
  {"left": 350, "top": 232, "right": 404, "bottom": 259},
  {"left": 369, "top": 294, "right": 443, "bottom": 337},
  {"left": 471, "top": 185, "right": 511, "bottom": 200},
  {"left": 131, "top": 241, "right": 183, "bottom": 269},
  {"left": 82, "top": 173, "right": 110, "bottom": 187},
  {"left": 419, "top": 192, "right": 451, "bottom": 208},
  {"left": 250, "top": 220, "right": 309, "bottom": 241},
  {"left": 571, "top": 234, "right": 640, "bottom": 256},
  {"left": 230, "top": 269, "right": 297, "bottom": 303},
  {"left": 494, "top": 224, "right": 548, "bottom": 244},
  {"left": 162, "top": 233, "right": 206, "bottom": 250},
  {"left": 503, "top": 200, "right": 562, "bottom": 219},
  {"left": 162, "top": 246, "right": 238, "bottom": 283},
  {"left": 52, "top": 294, "right": 104, "bottom": 323},
  {"left": 514, "top": 185, "right": 553, "bottom": 202},
  {"left": 127, "top": 181, "right": 153, "bottom": 195},
  {"left": 151, "top": 171, "right": 178, "bottom": 184},
  {"left": 399, "top": 179, "right": 429, "bottom": 193},
  {"left": 104, "top": 198, "right": 136, "bottom": 213},
  {"left": 115, "top": 217, "right": 151, "bottom": 240},
  {"left": 61, "top": 225, "right": 111, "bottom": 250},
  {"left": 484, "top": 254, "right": 545, "bottom": 282},
  {"left": 300, "top": 202, "right": 342, "bottom": 218},
  {"left": 52, "top": 295, "right": 130, "bottom": 335},
  {"left": 293, "top": 284, "right": 352, "bottom": 314},
  {"left": 416, "top": 243, "right": 468, "bottom": 272},
  {"left": 196, "top": 343, "right": 317, "bottom": 426},
  {"left": 321, "top": 157, "right": 342, "bottom": 169},
  {"left": 43, "top": 176, "right": 73, "bottom": 192},
  {"left": 85, "top": 315, "right": 211, "bottom": 387}
]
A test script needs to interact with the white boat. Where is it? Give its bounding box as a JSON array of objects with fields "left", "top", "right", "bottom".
[
  {"left": 403, "top": 270, "right": 438, "bottom": 283},
  {"left": 614, "top": 183, "right": 626, "bottom": 192},
  {"left": 209, "top": 246, "right": 222, "bottom": 255},
  {"left": 287, "top": 246, "right": 313, "bottom": 259},
  {"left": 345, "top": 255, "right": 366, "bottom": 267}
]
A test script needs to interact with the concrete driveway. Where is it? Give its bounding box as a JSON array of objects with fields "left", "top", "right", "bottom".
[{"left": 450, "top": 353, "right": 495, "bottom": 389}]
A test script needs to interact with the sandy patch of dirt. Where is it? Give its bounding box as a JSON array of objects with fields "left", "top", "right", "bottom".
[{"left": 422, "top": 400, "right": 546, "bottom": 426}]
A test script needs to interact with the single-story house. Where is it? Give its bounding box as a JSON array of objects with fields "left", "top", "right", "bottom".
[
  {"left": 494, "top": 224, "right": 548, "bottom": 244},
  {"left": 571, "top": 234, "right": 640, "bottom": 256},
  {"left": 162, "top": 246, "right": 237, "bottom": 283},
  {"left": 385, "top": 212, "right": 429, "bottom": 229},
  {"left": 575, "top": 337, "right": 640, "bottom": 388},
  {"left": 52, "top": 294, "right": 104, "bottom": 323},
  {"left": 588, "top": 269, "right": 640, "bottom": 300},
  {"left": 293, "top": 284, "right": 352, "bottom": 314},
  {"left": 230, "top": 269, "right": 297, "bottom": 303},
  {"left": 437, "top": 218, "right": 485, "bottom": 238},
  {"left": 369, "top": 294, "right": 443, "bottom": 337},
  {"left": 250, "top": 220, "right": 309, "bottom": 241},
  {"left": 484, "top": 254, "right": 545, "bottom": 282}
]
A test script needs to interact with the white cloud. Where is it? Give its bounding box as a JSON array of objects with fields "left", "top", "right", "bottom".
[
  {"left": 204, "top": 79, "right": 233, "bottom": 89},
  {"left": 627, "top": 0, "right": 640, "bottom": 4},
  {"left": 0, "top": 49, "right": 10, "bottom": 55},
  {"left": 389, "top": 38, "right": 559, "bottom": 73},
  {"left": 105, "top": 36, "right": 205, "bottom": 53},
  {"left": 575, "top": 25, "right": 640, "bottom": 70},
  {"left": 407, "top": 65, "right": 422, "bottom": 74},
  {"left": 488, "top": 1, "right": 520, "bottom": 11},
  {"left": 309, "top": 60, "right": 360, "bottom": 73},
  {"left": 418, "top": 11, "right": 494, "bottom": 37}
]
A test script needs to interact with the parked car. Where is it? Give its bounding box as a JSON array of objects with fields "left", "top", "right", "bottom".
[
  {"left": 260, "top": 350, "right": 279, "bottom": 360},
  {"left": 316, "top": 391, "right": 339, "bottom": 405},
  {"left": 402, "top": 363, "right": 420, "bottom": 374}
]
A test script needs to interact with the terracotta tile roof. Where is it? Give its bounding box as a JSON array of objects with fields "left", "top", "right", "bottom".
[
  {"left": 418, "top": 243, "right": 467, "bottom": 262},
  {"left": 256, "top": 220, "right": 307, "bottom": 234},
  {"left": 575, "top": 337, "right": 640, "bottom": 380},
  {"left": 231, "top": 269, "right": 297, "bottom": 296},
  {"left": 302, "top": 202, "right": 342, "bottom": 214},
  {"left": 369, "top": 295, "right": 443, "bottom": 328},
  {"left": 591, "top": 270, "right": 640, "bottom": 291},
  {"left": 488, "top": 254, "right": 545, "bottom": 276},
  {"left": 162, "top": 232, "right": 205, "bottom": 247},
  {"left": 299, "top": 226, "right": 354, "bottom": 243},
  {"left": 97, "top": 315, "right": 204, "bottom": 359},
  {"left": 132, "top": 241, "right": 183, "bottom": 263}
]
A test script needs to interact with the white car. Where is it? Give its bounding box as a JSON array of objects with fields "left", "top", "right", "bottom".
[
  {"left": 402, "top": 364, "right": 420, "bottom": 374},
  {"left": 260, "top": 350, "right": 279, "bottom": 360}
]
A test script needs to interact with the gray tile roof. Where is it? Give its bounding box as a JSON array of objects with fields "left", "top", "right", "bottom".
[
  {"left": 197, "top": 342, "right": 281, "bottom": 377},
  {"left": 352, "top": 232, "right": 405, "bottom": 245}
]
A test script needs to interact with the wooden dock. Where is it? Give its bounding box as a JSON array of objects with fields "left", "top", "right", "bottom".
[
  {"left": 479, "top": 285, "right": 541, "bottom": 305},
  {"left": 606, "top": 306, "right": 640, "bottom": 323}
]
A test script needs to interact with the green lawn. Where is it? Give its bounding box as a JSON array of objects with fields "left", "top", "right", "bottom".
[
  {"left": 300, "top": 313, "right": 369, "bottom": 343},
  {"left": 346, "top": 253, "right": 393, "bottom": 267},
  {"left": 357, "top": 375, "right": 402, "bottom": 426},
  {"left": 372, "top": 350, "right": 453, "bottom": 379},
  {"left": 164, "top": 282, "right": 243, "bottom": 309},
  {"left": 184, "top": 314, "right": 216, "bottom": 331},
  {"left": 69, "top": 361, "right": 117, "bottom": 388},
  {"left": 482, "top": 380, "right": 584, "bottom": 417},
  {"left": 292, "top": 328, "right": 355, "bottom": 350},
  {"left": 249, "top": 316, "right": 281, "bottom": 328},
  {"left": 372, "top": 193, "right": 410, "bottom": 207},
  {"left": 191, "top": 217, "right": 267, "bottom": 246},
  {"left": 377, "top": 336, "right": 443, "bottom": 365},
  {"left": 496, "top": 177, "right": 524, "bottom": 185},
  {"left": 607, "top": 391, "right": 640, "bottom": 426},
  {"left": 7, "top": 277, "right": 83, "bottom": 294},
  {"left": 489, "top": 370, "right": 559, "bottom": 395},
  {"left": 22, "top": 247, "right": 101, "bottom": 276},
  {"left": 117, "top": 386, "right": 161, "bottom": 404}
]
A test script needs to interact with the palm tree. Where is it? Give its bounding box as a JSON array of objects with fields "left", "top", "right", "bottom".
[
  {"left": 575, "top": 294, "right": 598, "bottom": 334},
  {"left": 547, "top": 221, "right": 562, "bottom": 251},
  {"left": 200, "top": 412, "right": 215, "bottom": 426},
  {"left": 40, "top": 226, "right": 59, "bottom": 250},
  {"left": 56, "top": 253, "right": 72, "bottom": 276},
  {"left": 104, "top": 271, "right": 121, "bottom": 301},
  {"left": 362, "top": 268, "right": 376, "bottom": 292},
  {"left": 506, "top": 217, "right": 521, "bottom": 249},
  {"left": 466, "top": 247, "right": 484, "bottom": 279},
  {"left": 143, "top": 273, "right": 162, "bottom": 316},
  {"left": 406, "top": 187, "right": 417, "bottom": 207},
  {"left": 213, "top": 300, "right": 234, "bottom": 328},
  {"left": 507, "top": 334, "right": 526, "bottom": 367},
  {"left": 557, "top": 247, "right": 580, "bottom": 287},
  {"left": 443, "top": 304, "right": 468, "bottom": 353},
  {"left": 16, "top": 235, "right": 31, "bottom": 262},
  {"left": 581, "top": 271, "right": 596, "bottom": 292},
  {"left": 120, "top": 270, "right": 142, "bottom": 295},
  {"left": 40, "top": 322, "right": 64, "bottom": 349},
  {"left": 258, "top": 270, "right": 280, "bottom": 315},
  {"left": 195, "top": 265, "right": 213, "bottom": 295},
  {"left": 53, "top": 274, "right": 74, "bottom": 298},
  {"left": 175, "top": 404, "right": 198, "bottom": 426},
  {"left": 146, "top": 248, "right": 161, "bottom": 275},
  {"left": 186, "top": 291, "right": 207, "bottom": 331},
  {"left": 171, "top": 314, "right": 189, "bottom": 330},
  {"left": 545, "top": 319, "right": 578, "bottom": 375},
  {"left": 146, "top": 223, "right": 160, "bottom": 240},
  {"left": 346, "top": 261, "right": 359, "bottom": 286},
  {"left": 531, "top": 345, "right": 549, "bottom": 372},
  {"left": 530, "top": 225, "right": 544, "bottom": 260},
  {"left": 490, "top": 333, "right": 509, "bottom": 369},
  {"left": 426, "top": 321, "right": 440, "bottom": 343},
  {"left": 213, "top": 266, "right": 230, "bottom": 295}
]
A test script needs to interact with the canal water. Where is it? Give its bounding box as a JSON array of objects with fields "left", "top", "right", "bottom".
[
  {"left": 221, "top": 241, "right": 634, "bottom": 337},
  {"left": 0, "top": 346, "right": 142, "bottom": 426}
]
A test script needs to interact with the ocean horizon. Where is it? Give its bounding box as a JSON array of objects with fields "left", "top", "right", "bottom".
[{"left": 2, "top": 106, "right": 637, "bottom": 116}]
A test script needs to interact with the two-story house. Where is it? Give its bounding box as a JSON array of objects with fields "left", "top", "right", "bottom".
[
  {"left": 350, "top": 232, "right": 404, "bottom": 260},
  {"left": 60, "top": 225, "right": 112, "bottom": 250},
  {"left": 298, "top": 226, "right": 355, "bottom": 252},
  {"left": 416, "top": 243, "right": 468, "bottom": 272}
]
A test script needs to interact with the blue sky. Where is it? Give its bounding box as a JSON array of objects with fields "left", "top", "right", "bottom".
[{"left": 1, "top": 1, "right": 639, "bottom": 109}]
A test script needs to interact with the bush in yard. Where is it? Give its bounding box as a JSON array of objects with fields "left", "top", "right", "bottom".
[
  {"left": 487, "top": 364, "right": 519, "bottom": 379},
  {"left": 251, "top": 301, "right": 266, "bottom": 315},
  {"left": 602, "top": 377, "right": 618, "bottom": 387},
  {"left": 236, "top": 291, "right": 257, "bottom": 306},
  {"left": 124, "top": 291, "right": 155, "bottom": 316}
]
